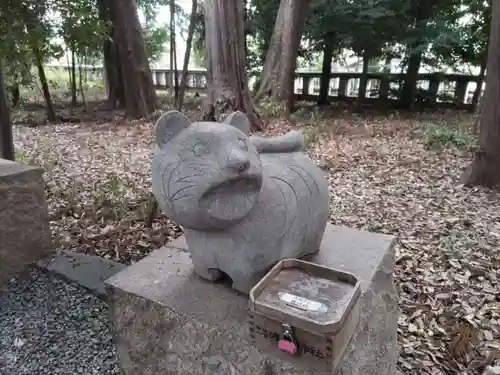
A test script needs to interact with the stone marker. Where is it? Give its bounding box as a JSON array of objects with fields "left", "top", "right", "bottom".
[
  {"left": 151, "top": 110, "right": 330, "bottom": 294},
  {"left": 0, "top": 159, "right": 53, "bottom": 285},
  {"left": 106, "top": 223, "right": 398, "bottom": 375}
]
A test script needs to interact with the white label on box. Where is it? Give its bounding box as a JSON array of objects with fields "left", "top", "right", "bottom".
[{"left": 278, "top": 292, "right": 327, "bottom": 313}]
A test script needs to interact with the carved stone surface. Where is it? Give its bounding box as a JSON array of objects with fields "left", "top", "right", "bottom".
[
  {"left": 151, "top": 110, "right": 330, "bottom": 293},
  {"left": 105, "top": 223, "right": 398, "bottom": 375},
  {"left": 0, "top": 159, "right": 53, "bottom": 285}
]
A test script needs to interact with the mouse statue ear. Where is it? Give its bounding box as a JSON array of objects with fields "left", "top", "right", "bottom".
[
  {"left": 155, "top": 110, "right": 191, "bottom": 148},
  {"left": 223, "top": 111, "right": 251, "bottom": 135}
]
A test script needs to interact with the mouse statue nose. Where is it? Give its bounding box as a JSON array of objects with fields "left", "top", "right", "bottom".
[{"left": 227, "top": 149, "right": 250, "bottom": 172}]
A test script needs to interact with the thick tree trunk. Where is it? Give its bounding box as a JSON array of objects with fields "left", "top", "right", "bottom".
[
  {"left": 104, "top": 41, "right": 125, "bottom": 109},
  {"left": 0, "top": 60, "right": 14, "bottom": 161},
  {"left": 33, "top": 46, "right": 56, "bottom": 122},
  {"left": 356, "top": 52, "right": 370, "bottom": 112},
  {"left": 98, "top": 0, "right": 125, "bottom": 108},
  {"left": 462, "top": 0, "right": 500, "bottom": 187},
  {"left": 400, "top": 50, "right": 423, "bottom": 109},
  {"left": 400, "top": 0, "right": 434, "bottom": 110},
  {"left": 108, "top": 0, "right": 156, "bottom": 118},
  {"left": 318, "top": 36, "right": 334, "bottom": 105},
  {"left": 177, "top": 0, "right": 197, "bottom": 110},
  {"left": 203, "top": 0, "right": 262, "bottom": 130},
  {"left": 254, "top": 0, "right": 310, "bottom": 104}
]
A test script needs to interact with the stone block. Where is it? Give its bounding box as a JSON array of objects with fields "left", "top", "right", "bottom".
[
  {"left": 105, "top": 223, "right": 398, "bottom": 375},
  {"left": 0, "top": 159, "right": 53, "bottom": 285},
  {"left": 38, "top": 250, "right": 127, "bottom": 297}
]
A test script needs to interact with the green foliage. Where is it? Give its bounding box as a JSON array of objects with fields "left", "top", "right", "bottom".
[
  {"left": 429, "top": 0, "right": 490, "bottom": 70},
  {"left": 56, "top": 0, "right": 107, "bottom": 61},
  {"left": 0, "top": 0, "right": 492, "bottom": 111},
  {"left": 305, "top": 0, "right": 406, "bottom": 61},
  {"left": 246, "top": 0, "right": 281, "bottom": 73},
  {"left": 143, "top": 26, "right": 169, "bottom": 63},
  {"left": 423, "top": 123, "right": 471, "bottom": 149},
  {"left": 256, "top": 97, "right": 287, "bottom": 118}
]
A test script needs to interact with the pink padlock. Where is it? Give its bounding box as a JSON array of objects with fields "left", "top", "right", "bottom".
[{"left": 278, "top": 339, "right": 298, "bottom": 355}]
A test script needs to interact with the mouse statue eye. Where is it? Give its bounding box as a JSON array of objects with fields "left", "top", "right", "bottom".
[
  {"left": 193, "top": 142, "right": 210, "bottom": 157},
  {"left": 238, "top": 139, "right": 248, "bottom": 151}
]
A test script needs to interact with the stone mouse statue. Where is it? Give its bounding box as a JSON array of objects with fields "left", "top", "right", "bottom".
[{"left": 152, "top": 110, "right": 329, "bottom": 294}]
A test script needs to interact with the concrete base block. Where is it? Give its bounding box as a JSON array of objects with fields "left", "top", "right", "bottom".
[
  {"left": 38, "top": 250, "right": 127, "bottom": 297},
  {"left": 105, "top": 223, "right": 398, "bottom": 375},
  {"left": 0, "top": 159, "right": 53, "bottom": 285}
]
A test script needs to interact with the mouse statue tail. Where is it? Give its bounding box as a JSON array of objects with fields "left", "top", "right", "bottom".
[{"left": 250, "top": 130, "right": 305, "bottom": 154}]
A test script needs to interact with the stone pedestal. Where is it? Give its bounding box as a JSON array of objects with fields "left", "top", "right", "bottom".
[
  {"left": 0, "top": 159, "right": 53, "bottom": 285},
  {"left": 105, "top": 224, "right": 398, "bottom": 375}
]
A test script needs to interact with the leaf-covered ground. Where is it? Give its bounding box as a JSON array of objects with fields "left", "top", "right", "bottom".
[{"left": 12, "top": 106, "right": 499, "bottom": 375}]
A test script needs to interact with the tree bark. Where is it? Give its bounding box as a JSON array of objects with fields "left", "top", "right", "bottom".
[
  {"left": 356, "top": 51, "right": 370, "bottom": 112},
  {"left": 318, "top": 36, "right": 334, "bottom": 105},
  {"left": 0, "top": 60, "right": 14, "bottom": 161},
  {"left": 462, "top": 0, "right": 500, "bottom": 187},
  {"left": 33, "top": 46, "right": 56, "bottom": 122},
  {"left": 78, "top": 57, "right": 87, "bottom": 110},
  {"left": 253, "top": 0, "right": 310, "bottom": 104},
  {"left": 10, "top": 84, "right": 20, "bottom": 107},
  {"left": 400, "top": 48, "right": 423, "bottom": 110},
  {"left": 20, "top": 2, "right": 56, "bottom": 122},
  {"left": 98, "top": 0, "right": 125, "bottom": 108},
  {"left": 177, "top": 0, "right": 197, "bottom": 110},
  {"left": 203, "top": 0, "right": 262, "bottom": 130},
  {"left": 173, "top": 19, "right": 179, "bottom": 102},
  {"left": 400, "top": 0, "right": 435, "bottom": 110},
  {"left": 71, "top": 45, "right": 77, "bottom": 106},
  {"left": 108, "top": 0, "right": 156, "bottom": 118},
  {"left": 169, "top": 0, "right": 175, "bottom": 97},
  {"left": 471, "top": 59, "right": 486, "bottom": 114}
]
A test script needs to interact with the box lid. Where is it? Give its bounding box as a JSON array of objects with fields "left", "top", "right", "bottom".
[{"left": 249, "top": 258, "right": 361, "bottom": 335}]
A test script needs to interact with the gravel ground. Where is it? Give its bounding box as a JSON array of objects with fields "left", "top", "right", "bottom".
[{"left": 0, "top": 268, "right": 120, "bottom": 375}]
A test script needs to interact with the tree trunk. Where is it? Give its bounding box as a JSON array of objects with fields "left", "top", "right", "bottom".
[
  {"left": 462, "top": 0, "right": 500, "bottom": 187},
  {"left": 10, "top": 84, "right": 20, "bottom": 107},
  {"left": 400, "top": 0, "right": 435, "bottom": 110},
  {"left": 253, "top": 0, "right": 310, "bottom": 104},
  {"left": 382, "top": 54, "right": 392, "bottom": 73},
  {"left": 356, "top": 51, "right": 370, "bottom": 112},
  {"left": 66, "top": 52, "right": 73, "bottom": 95},
  {"left": 78, "top": 57, "right": 87, "bottom": 110},
  {"left": 0, "top": 60, "right": 15, "bottom": 161},
  {"left": 169, "top": 0, "right": 175, "bottom": 97},
  {"left": 173, "top": 16, "right": 179, "bottom": 102},
  {"left": 98, "top": 0, "right": 125, "bottom": 109},
  {"left": 471, "top": 59, "right": 487, "bottom": 114},
  {"left": 33, "top": 46, "right": 56, "bottom": 122},
  {"left": 203, "top": 0, "right": 262, "bottom": 129},
  {"left": 71, "top": 45, "right": 77, "bottom": 106},
  {"left": 177, "top": 0, "right": 197, "bottom": 110},
  {"left": 400, "top": 49, "right": 423, "bottom": 110},
  {"left": 318, "top": 36, "right": 334, "bottom": 105},
  {"left": 109, "top": 0, "right": 156, "bottom": 117}
]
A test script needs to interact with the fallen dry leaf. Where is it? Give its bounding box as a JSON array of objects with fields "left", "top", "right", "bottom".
[{"left": 11, "top": 105, "right": 500, "bottom": 375}]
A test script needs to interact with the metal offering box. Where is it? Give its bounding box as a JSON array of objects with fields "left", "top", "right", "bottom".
[{"left": 248, "top": 258, "right": 361, "bottom": 373}]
